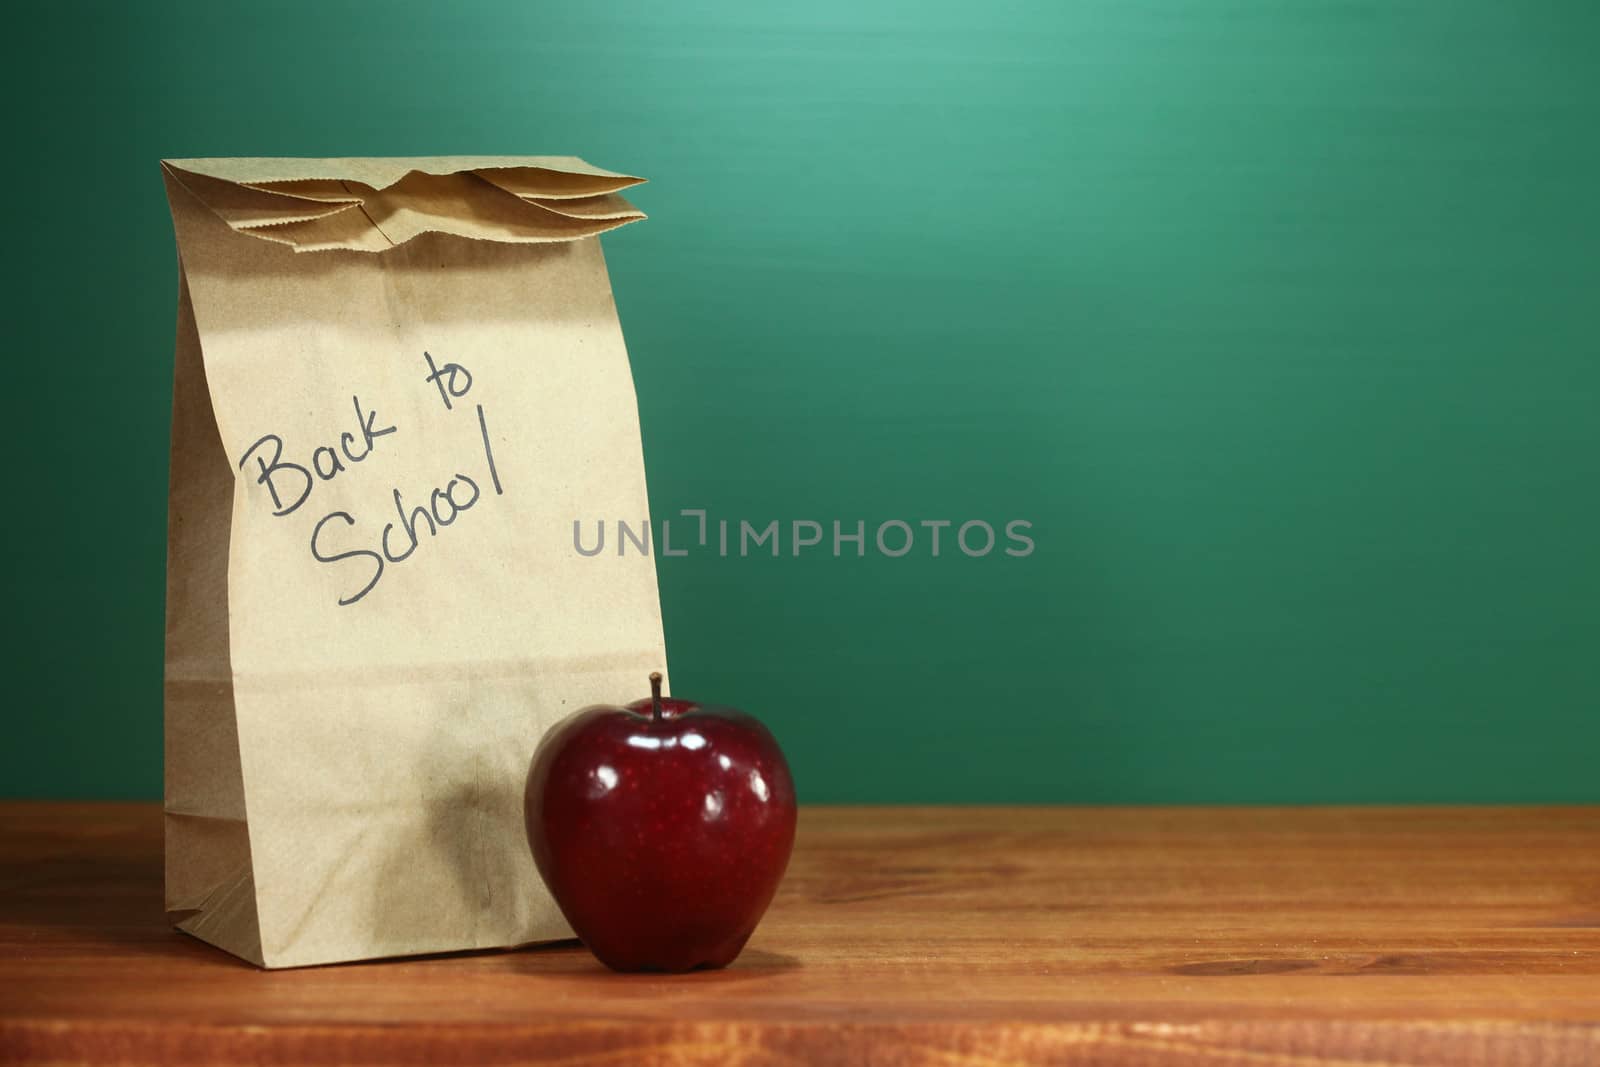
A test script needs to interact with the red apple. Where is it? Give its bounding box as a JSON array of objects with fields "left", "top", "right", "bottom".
[{"left": 524, "top": 673, "right": 797, "bottom": 972}]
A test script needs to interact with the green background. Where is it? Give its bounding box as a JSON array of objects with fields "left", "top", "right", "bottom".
[{"left": 9, "top": 2, "right": 1599, "bottom": 802}]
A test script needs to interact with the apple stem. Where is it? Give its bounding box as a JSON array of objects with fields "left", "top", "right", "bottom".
[{"left": 649, "top": 672, "right": 663, "bottom": 722}]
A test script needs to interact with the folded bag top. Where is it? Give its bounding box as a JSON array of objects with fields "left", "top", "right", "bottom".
[{"left": 164, "top": 156, "right": 646, "bottom": 252}]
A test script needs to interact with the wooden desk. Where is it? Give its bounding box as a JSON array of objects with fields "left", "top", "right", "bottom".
[{"left": 3, "top": 803, "right": 1598, "bottom": 1064}]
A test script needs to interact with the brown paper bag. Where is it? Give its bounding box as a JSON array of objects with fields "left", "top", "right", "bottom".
[{"left": 161, "top": 156, "right": 669, "bottom": 968}]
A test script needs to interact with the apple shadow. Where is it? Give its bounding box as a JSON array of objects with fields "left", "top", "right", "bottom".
[
  {"left": 717, "top": 947, "right": 803, "bottom": 977},
  {"left": 502, "top": 939, "right": 802, "bottom": 981},
  {"left": 367, "top": 697, "right": 537, "bottom": 960}
]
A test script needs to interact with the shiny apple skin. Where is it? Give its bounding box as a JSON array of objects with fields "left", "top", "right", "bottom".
[{"left": 524, "top": 699, "right": 797, "bottom": 972}]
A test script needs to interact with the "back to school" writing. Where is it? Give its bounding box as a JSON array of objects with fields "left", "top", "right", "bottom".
[{"left": 235, "top": 352, "right": 504, "bottom": 607}]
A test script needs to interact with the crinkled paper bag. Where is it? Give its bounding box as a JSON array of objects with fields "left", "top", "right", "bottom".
[{"left": 161, "top": 156, "right": 669, "bottom": 968}]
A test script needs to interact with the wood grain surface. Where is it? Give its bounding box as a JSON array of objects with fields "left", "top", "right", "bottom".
[{"left": 3, "top": 803, "right": 1598, "bottom": 1065}]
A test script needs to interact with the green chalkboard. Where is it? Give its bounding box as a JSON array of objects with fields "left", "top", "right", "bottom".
[{"left": 7, "top": 1, "right": 1599, "bottom": 801}]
